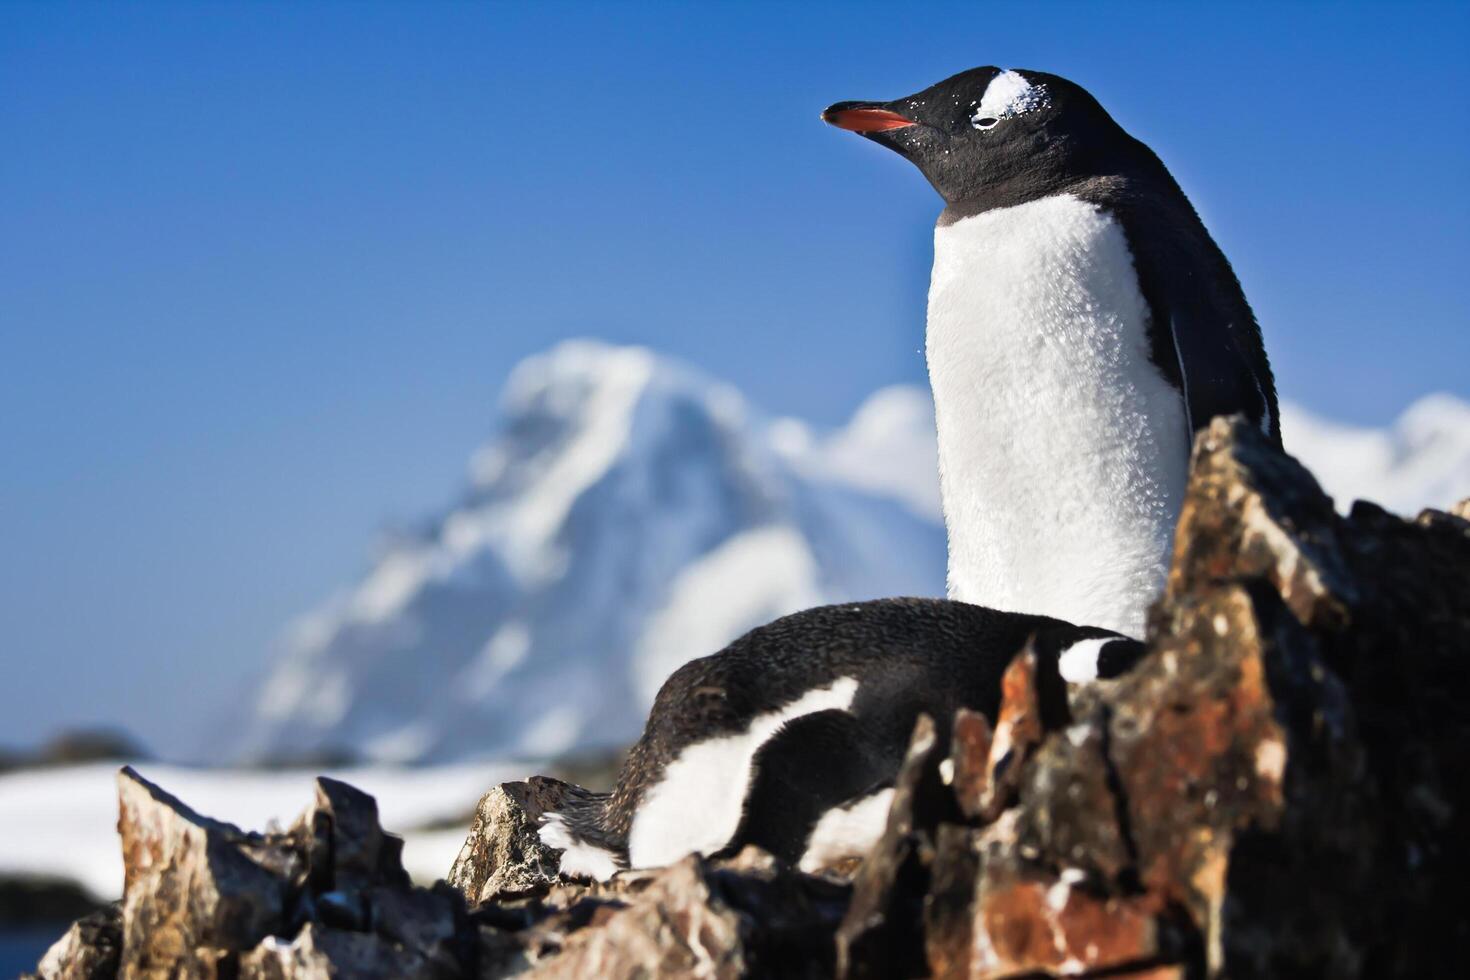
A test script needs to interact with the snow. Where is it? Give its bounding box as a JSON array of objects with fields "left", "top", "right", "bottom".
[
  {"left": 352, "top": 550, "right": 438, "bottom": 624},
  {"left": 972, "top": 70, "right": 1049, "bottom": 127},
  {"left": 633, "top": 525, "right": 823, "bottom": 705},
  {"left": 456, "top": 622, "right": 532, "bottom": 702},
  {"left": 492, "top": 344, "right": 655, "bottom": 582},
  {"left": 363, "top": 722, "right": 437, "bottom": 765},
  {"left": 799, "top": 385, "right": 944, "bottom": 521},
  {"left": 517, "top": 706, "right": 583, "bottom": 758},
  {"left": 0, "top": 761, "right": 522, "bottom": 901},
  {"left": 1281, "top": 393, "right": 1470, "bottom": 515}
]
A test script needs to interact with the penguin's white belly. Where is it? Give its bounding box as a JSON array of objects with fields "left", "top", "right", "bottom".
[{"left": 927, "top": 194, "right": 1189, "bottom": 637}]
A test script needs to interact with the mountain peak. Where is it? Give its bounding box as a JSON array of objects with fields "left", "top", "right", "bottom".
[{"left": 237, "top": 342, "right": 946, "bottom": 766}]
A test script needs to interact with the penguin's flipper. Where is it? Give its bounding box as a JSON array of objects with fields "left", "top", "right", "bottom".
[
  {"left": 1114, "top": 199, "right": 1280, "bottom": 449},
  {"left": 1167, "top": 308, "right": 1275, "bottom": 446}
]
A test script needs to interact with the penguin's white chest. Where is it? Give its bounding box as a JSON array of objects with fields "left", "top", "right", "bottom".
[{"left": 927, "top": 194, "right": 1189, "bottom": 637}]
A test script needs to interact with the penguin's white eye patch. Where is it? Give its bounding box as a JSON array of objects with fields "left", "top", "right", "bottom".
[{"left": 971, "top": 69, "right": 1049, "bottom": 130}]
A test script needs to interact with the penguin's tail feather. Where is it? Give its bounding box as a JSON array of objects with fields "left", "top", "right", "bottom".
[{"left": 537, "top": 785, "right": 628, "bottom": 882}]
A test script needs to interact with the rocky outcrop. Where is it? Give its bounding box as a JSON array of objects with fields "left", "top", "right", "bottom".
[
  {"left": 29, "top": 417, "right": 1469, "bottom": 978},
  {"left": 28, "top": 769, "right": 462, "bottom": 980},
  {"left": 827, "top": 418, "right": 1469, "bottom": 978}
]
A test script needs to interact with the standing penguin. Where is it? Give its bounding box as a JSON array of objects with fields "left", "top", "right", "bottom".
[{"left": 826, "top": 67, "right": 1279, "bottom": 637}]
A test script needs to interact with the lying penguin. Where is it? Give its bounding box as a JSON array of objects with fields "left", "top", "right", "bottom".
[
  {"left": 541, "top": 598, "right": 1141, "bottom": 878},
  {"left": 540, "top": 66, "right": 1277, "bottom": 876}
]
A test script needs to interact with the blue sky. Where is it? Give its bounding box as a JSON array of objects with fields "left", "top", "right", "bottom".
[{"left": 2, "top": 1, "right": 1466, "bottom": 753}]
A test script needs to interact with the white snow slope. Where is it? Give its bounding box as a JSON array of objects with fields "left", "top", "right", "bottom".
[
  {"left": 236, "top": 339, "right": 1467, "bottom": 767},
  {"left": 235, "top": 341, "right": 947, "bottom": 766}
]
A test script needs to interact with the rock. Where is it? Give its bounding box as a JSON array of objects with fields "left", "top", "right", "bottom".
[
  {"left": 526, "top": 855, "right": 748, "bottom": 979},
  {"left": 30, "top": 768, "right": 472, "bottom": 979},
  {"left": 976, "top": 645, "right": 1066, "bottom": 820},
  {"left": 705, "top": 846, "right": 848, "bottom": 975},
  {"left": 1163, "top": 419, "right": 1470, "bottom": 975},
  {"left": 967, "top": 862, "right": 1163, "bottom": 979},
  {"left": 294, "top": 777, "right": 410, "bottom": 894},
  {"left": 920, "top": 823, "right": 981, "bottom": 980},
  {"left": 530, "top": 848, "right": 845, "bottom": 979},
  {"left": 368, "top": 884, "right": 466, "bottom": 975},
  {"left": 116, "top": 766, "right": 301, "bottom": 978},
  {"left": 447, "top": 777, "right": 573, "bottom": 905},
  {"left": 238, "top": 924, "right": 443, "bottom": 980},
  {"left": 945, "top": 708, "right": 992, "bottom": 822},
  {"left": 1011, "top": 707, "right": 1132, "bottom": 882},
  {"left": 1165, "top": 415, "right": 1359, "bottom": 628},
  {"left": 923, "top": 417, "right": 1470, "bottom": 978},
  {"left": 836, "top": 713, "right": 957, "bottom": 979},
  {"left": 473, "top": 924, "right": 533, "bottom": 978},
  {"left": 34, "top": 906, "right": 122, "bottom": 980}
]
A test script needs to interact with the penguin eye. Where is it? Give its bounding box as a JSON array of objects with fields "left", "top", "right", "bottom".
[{"left": 973, "top": 116, "right": 999, "bottom": 130}]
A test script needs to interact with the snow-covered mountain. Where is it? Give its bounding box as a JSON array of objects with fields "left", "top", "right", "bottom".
[
  {"left": 236, "top": 341, "right": 946, "bottom": 766},
  {"left": 237, "top": 339, "right": 1467, "bottom": 766}
]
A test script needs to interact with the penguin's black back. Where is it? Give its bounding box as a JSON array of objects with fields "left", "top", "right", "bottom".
[{"left": 601, "top": 597, "right": 1119, "bottom": 844}]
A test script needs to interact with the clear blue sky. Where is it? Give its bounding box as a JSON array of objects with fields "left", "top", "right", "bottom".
[{"left": 2, "top": 1, "right": 1466, "bottom": 753}]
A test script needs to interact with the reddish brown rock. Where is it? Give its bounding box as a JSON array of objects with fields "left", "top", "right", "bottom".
[
  {"left": 976, "top": 642, "right": 1073, "bottom": 823},
  {"left": 1159, "top": 419, "right": 1470, "bottom": 975},
  {"left": 1165, "top": 416, "right": 1357, "bottom": 628},
  {"left": 946, "top": 708, "right": 993, "bottom": 822},
  {"left": 1011, "top": 710, "right": 1132, "bottom": 881},
  {"left": 969, "top": 866, "right": 1161, "bottom": 979},
  {"left": 925, "top": 418, "right": 1468, "bottom": 978}
]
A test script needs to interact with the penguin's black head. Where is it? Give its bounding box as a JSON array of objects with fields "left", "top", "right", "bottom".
[{"left": 823, "top": 67, "right": 1135, "bottom": 207}]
